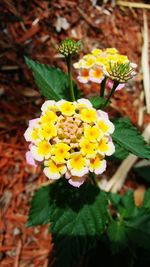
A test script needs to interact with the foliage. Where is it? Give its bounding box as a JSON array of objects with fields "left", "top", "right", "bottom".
[{"left": 25, "top": 44, "right": 150, "bottom": 267}]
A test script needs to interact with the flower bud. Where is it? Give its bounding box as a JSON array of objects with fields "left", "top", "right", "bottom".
[{"left": 59, "top": 38, "right": 82, "bottom": 57}]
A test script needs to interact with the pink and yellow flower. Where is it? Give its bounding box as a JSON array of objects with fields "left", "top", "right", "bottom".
[{"left": 24, "top": 99, "right": 115, "bottom": 187}]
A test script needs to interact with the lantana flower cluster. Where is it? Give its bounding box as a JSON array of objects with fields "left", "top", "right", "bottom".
[
  {"left": 24, "top": 99, "right": 115, "bottom": 187},
  {"left": 74, "top": 48, "right": 137, "bottom": 90}
]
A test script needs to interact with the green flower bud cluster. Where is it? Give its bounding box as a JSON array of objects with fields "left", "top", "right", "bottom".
[
  {"left": 59, "top": 38, "right": 82, "bottom": 57},
  {"left": 108, "top": 62, "right": 136, "bottom": 83}
]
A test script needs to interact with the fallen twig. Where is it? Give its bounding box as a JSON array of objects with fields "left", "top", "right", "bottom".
[
  {"left": 141, "top": 10, "right": 150, "bottom": 114},
  {"left": 117, "top": 1, "right": 150, "bottom": 9},
  {"left": 105, "top": 123, "right": 150, "bottom": 193}
]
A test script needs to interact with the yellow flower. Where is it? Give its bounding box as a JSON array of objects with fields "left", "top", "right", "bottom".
[
  {"left": 106, "top": 48, "right": 118, "bottom": 54},
  {"left": 84, "top": 125, "right": 102, "bottom": 142},
  {"left": 40, "top": 110, "right": 57, "bottom": 124},
  {"left": 24, "top": 99, "right": 115, "bottom": 187},
  {"left": 80, "top": 108, "right": 97, "bottom": 123},
  {"left": 31, "top": 140, "right": 51, "bottom": 161},
  {"left": 44, "top": 159, "right": 66, "bottom": 180},
  {"left": 67, "top": 152, "right": 89, "bottom": 177},
  {"left": 24, "top": 127, "right": 39, "bottom": 143},
  {"left": 97, "top": 137, "right": 115, "bottom": 156},
  {"left": 52, "top": 143, "right": 70, "bottom": 164},
  {"left": 97, "top": 118, "right": 115, "bottom": 135},
  {"left": 80, "top": 138, "right": 97, "bottom": 158},
  {"left": 82, "top": 55, "right": 96, "bottom": 68},
  {"left": 58, "top": 100, "right": 75, "bottom": 116},
  {"left": 89, "top": 67, "right": 104, "bottom": 83},
  {"left": 41, "top": 100, "right": 57, "bottom": 113},
  {"left": 91, "top": 49, "right": 102, "bottom": 56},
  {"left": 39, "top": 124, "right": 57, "bottom": 140},
  {"left": 89, "top": 154, "right": 106, "bottom": 174}
]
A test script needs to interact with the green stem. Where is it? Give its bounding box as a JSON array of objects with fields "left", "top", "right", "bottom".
[
  {"left": 89, "top": 172, "right": 98, "bottom": 187},
  {"left": 104, "top": 80, "right": 119, "bottom": 107},
  {"left": 100, "top": 77, "right": 107, "bottom": 97},
  {"left": 66, "top": 55, "right": 75, "bottom": 101}
]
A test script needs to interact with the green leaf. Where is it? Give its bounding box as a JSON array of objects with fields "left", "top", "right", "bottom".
[
  {"left": 50, "top": 180, "right": 109, "bottom": 267},
  {"left": 126, "top": 209, "right": 150, "bottom": 251},
  {"left": 112, "top": 117, "right": 150, "bottom": 159},
  {"left": 27, "top": 179, "right": 109, "bottom": 267},
  {"left": 27, "top": 185, "right": 51, "bottom": 226},
  {"left": 89, "top": 96, "right": 106, "bottom": 109},
  {"left": 25, "top": 57, "right": 69, "bottom": 100},
  {"left": 110, "top": 142, "right": 129, "bottom": 161},
  {"left": 143, "top": 189, "right": 150, "bottom": 208},
  {"left": 118, "top": 190, "right": 138, "bottom": 219},
  {"left": 134, "top": 165, "right": 150, "bottom": 182},
  {"left": 107, "top": 220, "right": 127, "bottom": 251}
]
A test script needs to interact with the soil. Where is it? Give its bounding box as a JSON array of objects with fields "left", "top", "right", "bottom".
[{"left": 0, "top": 0, "right": 150, "bottom": 266}]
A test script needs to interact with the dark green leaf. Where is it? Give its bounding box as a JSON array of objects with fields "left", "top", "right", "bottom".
[
  {"left": 89, "top": 96, "right": 106, "bottom": 109},
  {"left": 110, "top": 142, "right": 129, "bottom": 161},
  {"left": 27, "top": 178, "right": 109, "bottom": 267},
  {"left": 27, "top": 185, "right": 51, "bottom": 226},
  {"left": 134, "top": 165, "right": 150, "bottom": 182},
  {"left": 143, "top": 189, "right": 150, "bottom": 208},
  {"left": 112, "top": 118, "right": 150, "bottom": 159},
  {"left": 107, "top": 220, "right": 127, "bottom": 251},
  {"left": 126, "top": 209, "right": 150, "bottom": 251},
  {"left": 25, "top": 57, "right": 69, "bottom": 100},
  {"left": 118, "top": 190, "right": 138, "bottom": 219},
  {"left": 49, "top": 180, "right": 109, "bottom": 267}
]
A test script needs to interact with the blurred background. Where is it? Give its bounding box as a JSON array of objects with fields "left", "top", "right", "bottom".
[{"left": 0, "top": 0, "right": 150, "bottom": 266}]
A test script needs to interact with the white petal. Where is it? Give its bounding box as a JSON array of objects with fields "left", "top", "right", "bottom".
[
  {"left": 41, "top": 100, "right": 56, "bottom": 112},
  {"left": 105, "top": 142, "right": 115, "bottom": 156},
  {"left": 97, "top": 110, "right": 109, "bottom": 120},
  {"left": 77, "top": 75, "right": 89, "bottom": 84},
  {"left": 68, "top": 177, "right": 86, "bottom": 187},
  {"left": 43, "top": 167, "right": 61, "bottom": 180},
  {"left": 29, "top": 118, "right": 40, "bottom": 127},
  {"left": 77, "top": 98, "right": 92, "bottom": 108},
  {"left": 30, "top": 145, "right": 43, "bottom": 161},
  {"left": 24, "top": 128, "right": 32, "bottom": 142},
  {"left": 94, "top": 160, "right": 106, "bottom": 175},
  {"left": 70, "top": 167, "right": 89, "bottom": 177}
]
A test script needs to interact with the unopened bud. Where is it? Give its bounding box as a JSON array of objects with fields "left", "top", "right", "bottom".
[{"left": 59, "top": 38, "right": 82, "bottom": 57}]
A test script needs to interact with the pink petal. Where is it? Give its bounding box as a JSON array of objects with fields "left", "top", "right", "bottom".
[
  {"left": 107, "top": 79, "right": 125, "bottom": 91},
  {"left": 77, "top": 75, "right": 89, "bottom": 84},
  {"left": 29, "top": 118, "right": 39, "bottom": 127},
  {"left": 26, "top": 151, "right": 37, "bottom": 167},
  {"left": 68, "top": 177, "right": 86, "bottom": 188},
  {"left": 97, "top": 110, "right": 108, "bottom": 120}
]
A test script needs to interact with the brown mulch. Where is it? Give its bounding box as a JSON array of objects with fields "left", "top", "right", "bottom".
[{"left": 0, "top": 0, "right": 150, "bottom": 266}]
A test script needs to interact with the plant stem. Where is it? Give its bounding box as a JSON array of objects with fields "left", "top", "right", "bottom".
[
  {"left": 89, "top": 172, "right": 98, "bottom": 187},
  {"left": 66, "top": 55, "right": 75, "bottom": 101},
  {"left": 100, "top": 77, "right": 107, "bottom": 97},
  {"left": 104, "top": 80, "right": 119, "bottom": 107}
]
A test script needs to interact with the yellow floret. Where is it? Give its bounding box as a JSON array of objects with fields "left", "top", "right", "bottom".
[
  {"left": 52, "top": 143, "right": 70, "bottom": 164},
  {"left": 39, "top": 124, "right": 57, "bottom": 140},
  {"left": 44, "top": 159, "right": 66, "bottom": 179},
  {"left": 40, "top": 110, "right": 57, "bottom": 124},
  {"left": 58, "top": 101, "right": 75, "bottom": 116},
  {"left": 91, "top": 49, "right": 103, "bottom": 56},
  {"left": 80, "top": 108, "right": 97, "bottom": 123},
  {"left": 67, "top": 152, "right": 88, "bottom": 177},
  {"left": 37, "top": 140, "right": 51, "bottom": 156},
  {"left": 89, "top": 154, "right": 106, "bottom": 174},
  {"left": 31, "top": 128, "right": 39, "bottom": 141},
  {"left": 97, "top": 120, "right": 109, "bottom": 134},
  {"left": 80, "top": 138, "right": 97, "bottom": 158},
  {"left": 97, "top": 137, "right": 109, "bottom": 154},
  {"left": 84, "top": 125, "right": 102, "bottom": 142},
  {"left": 105, "top": 48, "right": 118, "bottom": 54}
]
